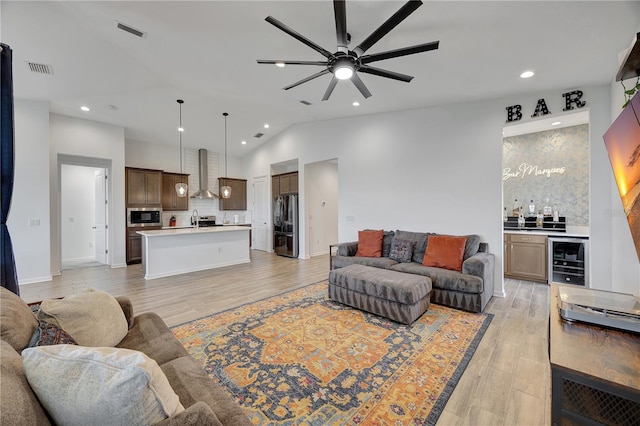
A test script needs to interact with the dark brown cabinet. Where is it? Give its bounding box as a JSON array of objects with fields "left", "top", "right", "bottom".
[
  {"left": 126, "top": 226, "right": 161, "bottom": 264},
  {"left": 126, "top": 168, "right": 162, "bottom": 206},
  {"left": 504, "top": 233, "right": 547, "bottom": 282},
  {"left": 218, "top": 178, "right": 247, "bottom": 211},
  {"left": 272, "top": 172, "right": 298, "bottom": 196},
  {"left": 162, "top": 173, "right": 189, "bottom": 211}
]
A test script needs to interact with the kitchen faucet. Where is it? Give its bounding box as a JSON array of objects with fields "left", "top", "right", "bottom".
[{"left": 192, "top": 209, "right": 199, "bottom": 229}]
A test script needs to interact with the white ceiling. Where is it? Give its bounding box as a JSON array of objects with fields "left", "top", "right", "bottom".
[{"left": 2, "top": 1, "right": 638, "bottom": 157}]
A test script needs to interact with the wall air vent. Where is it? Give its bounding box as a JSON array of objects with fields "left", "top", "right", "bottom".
[
  {"left": 299, "top": 100, "right": 312, "bottom": 106},
  {"left": 26, "top": 62, "right": 53, "bottom": 74},
  {"left": 116, "top": 21, "right": 146, "bottom": 38},
  {"left": 254, "top": 133, "right": 264, "bottom": 138}
]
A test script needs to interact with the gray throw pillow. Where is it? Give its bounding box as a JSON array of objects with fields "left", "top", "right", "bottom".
[{"left": 388, "top": 238, "right": 414, "bottom": 263}]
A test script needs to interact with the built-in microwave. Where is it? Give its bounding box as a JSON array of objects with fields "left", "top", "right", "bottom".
[{"left": 127, "top": 207, "right": 162, "bottom": 227}]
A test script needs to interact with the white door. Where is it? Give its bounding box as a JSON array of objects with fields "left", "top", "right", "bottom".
[
  {"left": 252, "top": 177, "right": 268, "bottom": 251},
  {"left": 94, "top": 169, "right": 108, "bottom": 264}
]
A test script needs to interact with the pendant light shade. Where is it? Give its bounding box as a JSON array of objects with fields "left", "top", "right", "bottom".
[
  {"left": 220, "top": 112, "right": 232, "bottom": 199},
  {"left": 175, "top": 99, "right": 188, "bottom": 197}
]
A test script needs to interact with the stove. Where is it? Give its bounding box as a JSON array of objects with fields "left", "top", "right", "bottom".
[{"left": 191, "top": 215, "right": 223, "bottom": 227}]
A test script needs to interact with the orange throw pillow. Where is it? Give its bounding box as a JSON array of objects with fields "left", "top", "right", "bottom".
[
  {"left": 422, "top": 235, "right": 468, "bottom": 272},
  {"left": 355, "top": 230, "right": 384, "bottom": 257}
]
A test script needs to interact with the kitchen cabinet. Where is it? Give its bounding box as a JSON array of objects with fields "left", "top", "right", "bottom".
[
  {"left": 126, "top": 168, "right": 162, "bottom": 206},
  {"left": 126, "top": 226, "right": 161, "bottom": 264},
  {"left": 504, "top": 233, "right": 548, "bottom": 282},
  {"left": 218, "top": 178, "right": 247, "bottom": 211},
  {"left": 162, "top": 173, "right": 189, "bottom": 211},
  {"left": 272, "top": 172, "right": 298, "bottom": 196}
]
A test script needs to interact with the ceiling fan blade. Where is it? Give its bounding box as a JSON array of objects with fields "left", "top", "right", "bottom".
[
  {"left": 265, "top": 16, "right": 333, "bottom": 58},
  {"left": 322, "top": 76, "right": 339, "bottom": 101},
  {"left": 360, "top": 41, "right": 439, "bottom": 64},
  {"left": 257, "top": 60, "right": 328, "bottom": 66},
  {"left": 351, "top": 73, "right": 372, "bottom": 98},
  {"left": 359, "top": 65, "right": 413, "bottom": 82},
  {"left": 353, "top": 0, "right": 423, "bottom": 56},
  {"left": 283, "top": 69, "right": 331, "bottom": 91},
  {"left": 334, "top": 0, "right": 348, "bottom": 52}
]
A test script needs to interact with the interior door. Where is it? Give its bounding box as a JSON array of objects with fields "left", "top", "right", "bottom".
[
  {"left": 252, "top": 177, "right": 268, "bottom": 251},
  {"left": 94, "top": 169, "right": 107, "bottom": 264}
]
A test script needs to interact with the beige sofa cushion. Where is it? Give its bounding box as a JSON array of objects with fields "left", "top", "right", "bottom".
[
  {"left": 0, "top": 340, "right": 52, "bottom": 425},
  {"left": 37, "top": 289, "right": 128, "bottom": 347},
  {"left": 0, "top": 287, "right": 38, "bottom": 352},
  {"left": 22, "top": 345, "right": 185, "bottom": 426}
]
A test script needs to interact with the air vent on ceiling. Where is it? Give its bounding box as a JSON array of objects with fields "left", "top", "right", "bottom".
[
  {"left": 254, "top": 132, "right": 264, "bottom": 138},
  {"left": 299, "top": 100, "right": 312, "bottom": 106},
  {"left": 26, "top": 62, "right": 53, "bottom": 74},
  {"left": 116, "top": 21, "right": 146, "bottom": 38}
]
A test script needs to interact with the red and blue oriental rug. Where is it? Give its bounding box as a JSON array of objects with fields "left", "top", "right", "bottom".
[{"left": 171, "top": 282, "right": 492, "bottom": 425}]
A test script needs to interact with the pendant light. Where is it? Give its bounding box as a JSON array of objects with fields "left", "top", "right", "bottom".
[
  {"left": 220, "top": 112, "right": 232, "bottom": 199},
  {"left": 175, "top": 99, "right": 188, "bottom": 197}
]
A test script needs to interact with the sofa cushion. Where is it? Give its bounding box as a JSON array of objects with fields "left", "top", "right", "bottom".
[
  {"left": 117, "top": 312, "right": 190, "bottom": 366},
  {"left": 22, "top": 345, "right": 185, "bottom": 426},
  {"left": 388, "top": 238, "right": 414, "bottom": 263},
  {"left": 394, "top": 230, "right": 433, "bottom": 263},
  {"left": 37, "top": 289, "right": 128, "bottom": 347},
  {"left": 1, "top": 287, "right": 39, "bottom": 353},
  {"left": 390, "top": 263, "right": 484, "bottom": 294},
  {"left": 422, "top": 235, "right": 468, "bottom": 272},
  {"left": 0, "top": 340, "right": 52, "bottom": 425},
  {"left": 161, "top": 356, "right": 251, "bottom": 426},
  {"left": 355, "top": 229, "right": 383, "bottom": 257},
  {"left": 463, "top": 234, "right": 481, "bottom": 260},
  {"left": 331, "top": 255, "right": 399, "bottom": 270},
  {"left": 28, "top": 320, "right": 78, "bottom": 347}
]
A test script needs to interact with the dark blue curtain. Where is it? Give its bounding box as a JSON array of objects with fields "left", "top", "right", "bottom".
[{"left": 1, "top": 43, "right": 19, "bottom": 295}]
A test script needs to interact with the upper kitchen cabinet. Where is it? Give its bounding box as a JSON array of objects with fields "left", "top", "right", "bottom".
[
  {"left": 272, "top": 172, "right": 298, "bottom": 196},
  {"left": 162, "top": 172, "right": 189, "bottom": 211},
  {"left": 219, "top": 178, "right": 247, "bottom": 211},
  {"left": 126, "top": 167, "right": 162, "bottom": 206}
]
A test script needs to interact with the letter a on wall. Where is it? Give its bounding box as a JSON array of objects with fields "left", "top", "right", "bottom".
[{"left": 531, "top": 99, "right": 551, "bottom": 118}]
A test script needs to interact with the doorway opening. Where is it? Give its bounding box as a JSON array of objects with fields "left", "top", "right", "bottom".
[{"left": 58, "top": 155, "right": 112, "bottom": 272}]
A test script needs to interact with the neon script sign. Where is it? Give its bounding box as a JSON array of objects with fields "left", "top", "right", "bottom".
[{"left": 503, "top": 162, "right": 567, "bottom": 181}]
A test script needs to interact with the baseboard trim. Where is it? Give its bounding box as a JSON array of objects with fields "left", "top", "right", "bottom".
[{"left": 19, "top": 275, "right": 54, "bottom": 285}]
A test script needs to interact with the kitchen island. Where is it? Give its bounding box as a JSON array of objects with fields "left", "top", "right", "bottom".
[{"left": 136, "top": 226, "right": 250, "bottom": 279}]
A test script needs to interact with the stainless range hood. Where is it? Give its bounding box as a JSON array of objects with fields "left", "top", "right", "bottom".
[{"left": 190, "top": 149, "right": 219, "bottom": 199}]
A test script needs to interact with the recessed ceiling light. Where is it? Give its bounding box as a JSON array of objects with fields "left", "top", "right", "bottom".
[
  {"left": 178, "top": 126, "right": 184, "bottom": 132},
  {"left": 264, "top": 124, "right": 270, "bottom": 129},
  {"left": 241, "top": 140, "right": 247, "bottom": 145},
  {"left": 520, "top": 70, "right": 535, "bottom": 79},
  {"left": 352, "top": 101, "right": 360, "bottom": 107},
  {"left": 80, "top": 106, "right": 90, "bottom": 112},
  {"left": 275, "top": 62, "right": 285, "bottom": 68},
  {"left": 551, "top": 121, "right": 562, "bottom": 126}
]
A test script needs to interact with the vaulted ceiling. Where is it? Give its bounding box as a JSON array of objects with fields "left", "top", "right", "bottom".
[{"left": 2, "top": 1, "right": 638, "bottom": 156}]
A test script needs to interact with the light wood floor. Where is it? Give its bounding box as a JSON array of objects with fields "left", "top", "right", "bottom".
[{"left": 19, "top": 251, "right": 550, "bottom": 425}]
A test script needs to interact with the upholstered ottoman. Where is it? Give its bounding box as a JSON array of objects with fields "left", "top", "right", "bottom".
[{"left": 328, "top": 264, "right": 432, "bottom": 325}]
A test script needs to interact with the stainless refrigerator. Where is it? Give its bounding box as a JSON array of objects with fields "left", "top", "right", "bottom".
[{"left": 273, "top": 194, "right": 298, "bottom": 257}]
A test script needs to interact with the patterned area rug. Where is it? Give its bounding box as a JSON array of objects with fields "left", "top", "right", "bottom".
[{"left": 172, "top": 282, "right": 492, "bottom": 425}]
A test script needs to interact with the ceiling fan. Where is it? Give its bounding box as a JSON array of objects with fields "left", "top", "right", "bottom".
[{"left": 257, "top": 0, "right": 439, "bottom": 101}]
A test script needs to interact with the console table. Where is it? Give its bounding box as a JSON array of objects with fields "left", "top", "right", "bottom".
[{"left": 549, "top": 284, "right": 640, "bottom": 425}]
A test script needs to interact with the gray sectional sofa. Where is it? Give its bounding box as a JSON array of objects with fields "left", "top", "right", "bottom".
[{"left": 330, "top": 230, "right": 495, "bottom": 313}]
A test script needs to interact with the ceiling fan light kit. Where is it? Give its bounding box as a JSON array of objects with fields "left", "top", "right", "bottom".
[{"left": 257, "top": 0, "right": 439, "bottom": 101}]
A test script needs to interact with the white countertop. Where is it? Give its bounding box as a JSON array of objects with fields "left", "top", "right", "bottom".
[
  {"left": 137, "top": 225, "right": 250, "bottom": 237},
  {"left": 504, "top": 226, "right": 589, "bottom": 238}
]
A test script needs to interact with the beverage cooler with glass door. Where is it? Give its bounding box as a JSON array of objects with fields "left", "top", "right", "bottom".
[{"left": 548, "top": 237, "right": 589, "bottom": 286}]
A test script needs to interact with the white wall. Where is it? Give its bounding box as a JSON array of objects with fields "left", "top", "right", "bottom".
[
  {"left": 243, "top": 84, "right": 639, "bottom": 297},
  {"left": 305, "top": 160, "right": 338, "bottom": 257},
  {"left": 9, "top": 100, "right": 52, "bottom": 284},
  {"left": 60, "top": 165, "right": 100, "bottom": 261},
  {"left": 49, "top": 114, "right": 126, "bottom": 272}
]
